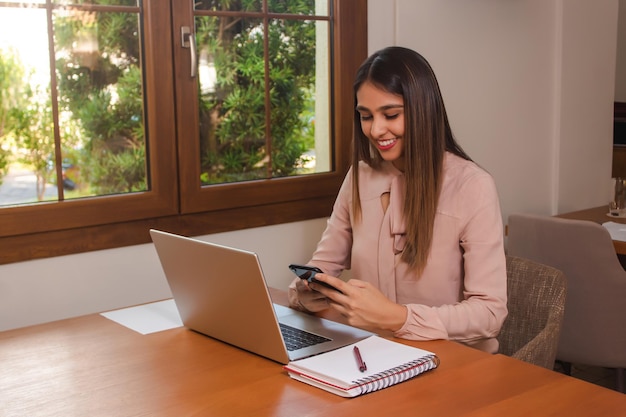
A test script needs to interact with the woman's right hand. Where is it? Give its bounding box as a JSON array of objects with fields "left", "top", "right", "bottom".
[{"left": 289, "top": 278, "right": 330, "bottom": 312}]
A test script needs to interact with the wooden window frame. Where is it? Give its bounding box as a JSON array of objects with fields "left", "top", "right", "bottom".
[{"left": 0, "top": 0, "right": 367, "bottom": 265}]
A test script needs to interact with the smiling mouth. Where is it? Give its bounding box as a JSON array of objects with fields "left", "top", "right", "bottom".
[{"left": 376, "top": 138, "right": 398, "bottom": 150}]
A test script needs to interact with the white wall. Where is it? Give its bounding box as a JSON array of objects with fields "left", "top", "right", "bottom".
[
  {"left": 558, "top": 1, "right": 618, "bottom": 213},
  {"left": 0, "top": 0, "right": 620, "bottom": 331},
  {"left": 369, "top": 0, "right": 618, "bottom": 218},
  {"left": 0, "top": 219, "right": 327, "bottom": 331}
]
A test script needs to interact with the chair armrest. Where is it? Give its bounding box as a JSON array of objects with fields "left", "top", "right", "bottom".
[{"left": 513, "top": 326, "right": 560, "bottom": 369}]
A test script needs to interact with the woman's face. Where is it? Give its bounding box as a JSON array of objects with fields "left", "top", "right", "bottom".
[{"left": 356, "top": 81, "right": 405, "bottom": 170}]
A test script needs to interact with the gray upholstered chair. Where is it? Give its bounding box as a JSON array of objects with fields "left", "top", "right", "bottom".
[
  {"left": 507, "top": 213, "right": 626, "bottom": 392},
  {"left": 497, "top": 255, "right": 566, "bottom": 369}
]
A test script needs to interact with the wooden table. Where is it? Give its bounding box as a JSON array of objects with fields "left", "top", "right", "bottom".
[
  {"left": 557, "top": 205, "right": 626, "bottom": 255},
  {"left": 1, "top": 292, "right": 625, "bottom": 416}
]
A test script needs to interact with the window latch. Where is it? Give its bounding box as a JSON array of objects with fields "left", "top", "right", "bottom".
[{"left": 181, "top": 26, "right": 197, "bottom": 78}]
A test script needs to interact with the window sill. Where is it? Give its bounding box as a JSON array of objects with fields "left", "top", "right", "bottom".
[{"left": 0, "top": 195, "right": 335, "bottom": 265}]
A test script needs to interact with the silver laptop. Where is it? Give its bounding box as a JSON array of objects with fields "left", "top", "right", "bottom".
[{"left": 150, "top": 229, "right": 374, "bottom": 364}]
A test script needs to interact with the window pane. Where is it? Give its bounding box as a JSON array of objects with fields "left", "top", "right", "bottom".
[
  {"left": 1, "top": 0, "right": 45, "bottom": 3},
  {"left": 269, "top": 18, "right": 330, "bottom": 177},
  {"left": 268, "top": 0, "right": 328, "bottom": 15},
  {"left": 196, "top": 16, "right": 268, "bottom": 184},
  {"left": 0, "top": 2, "right": 146, "bottom": 207},
  {"left": 53, "top": 7, "right": 147, "bottom": 198},
  {"left": 0, "top": 6, "right": 56, "bottom": 205},
  {"left": 193, "top": 3, "right": 331, "bottom": 186},
  {"left": 52, "top": 0, "right": 139, "bottom": 6},
  {"left": 194, "top": 0, "right": 262, "bottom": 12}
]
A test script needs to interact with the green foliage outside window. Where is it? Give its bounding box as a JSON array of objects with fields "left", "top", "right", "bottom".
[
  {"left": 0, "top": 0, "right": 320, "bottom": 197},
  {"left": 54, "top": 7, "right": 146, "bottom": 196},
  {"left": 0, "top": 49, "right": 60, "bottom": 198},
  {"left": 0, "top": 49, "right": 23, "bottom": 184},
  {"left": 196, "top": 0, "right": 319, "bottom": 184},
  {"left": 9, "top": 85, "right": 56, "bottom": 201}
]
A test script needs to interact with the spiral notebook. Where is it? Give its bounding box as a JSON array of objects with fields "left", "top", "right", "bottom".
[{"left": 283, "top": 335, "right": 439, "bottom": 397}]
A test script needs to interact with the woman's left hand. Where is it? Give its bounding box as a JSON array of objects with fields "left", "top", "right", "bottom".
[{"left": 309, "top": 273, "right": 407, "bottom": 332}]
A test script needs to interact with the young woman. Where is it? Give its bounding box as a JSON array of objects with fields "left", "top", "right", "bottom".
[{"left": 288, "top": 46, "right": 507, "bottom": 353}]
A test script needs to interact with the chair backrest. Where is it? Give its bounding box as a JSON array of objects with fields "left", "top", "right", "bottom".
[
  {"left": 507, "top": 213, "right": 626, "bottom": 368},
  {"left": 498, "top": 255, "right": 566, "bottom": 369}
]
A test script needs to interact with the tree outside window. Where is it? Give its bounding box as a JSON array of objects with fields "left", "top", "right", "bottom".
[{"left": 0, "top": 0, "right": 328, "bottom": 205}]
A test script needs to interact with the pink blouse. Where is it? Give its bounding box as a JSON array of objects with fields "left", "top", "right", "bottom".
[{"left": 288, "top": 152, "right": 508, "bottom": 353}]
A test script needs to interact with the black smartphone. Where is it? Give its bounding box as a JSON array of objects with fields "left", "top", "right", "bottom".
[{"left": 288, "top": 264, "right": 342, "bottom": 293}]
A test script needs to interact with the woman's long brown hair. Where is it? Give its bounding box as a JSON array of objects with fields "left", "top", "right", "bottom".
[{"left": 351, "top": 47, "right": 471, "bottom": 274}]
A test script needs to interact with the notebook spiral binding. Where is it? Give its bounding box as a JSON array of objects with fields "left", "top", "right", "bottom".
[{"left": 352, "top": 354, "right": 440, "bottom": 395}]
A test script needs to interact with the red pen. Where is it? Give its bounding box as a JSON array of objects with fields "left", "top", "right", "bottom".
[{"left": 353, "top": 345, "right": 367, "bottom": 372}]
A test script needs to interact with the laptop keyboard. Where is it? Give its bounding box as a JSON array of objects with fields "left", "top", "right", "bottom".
[{"left": 279, "top": 323, "right": 331, "bottom": 351}]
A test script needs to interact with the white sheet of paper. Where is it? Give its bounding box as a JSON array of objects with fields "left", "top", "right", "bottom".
[
  {"left": 602, "top": 221, "right": 626, "bottom": 242},
  {"left": 100, "top": 299, "right": 183, "bottom": 335}
]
